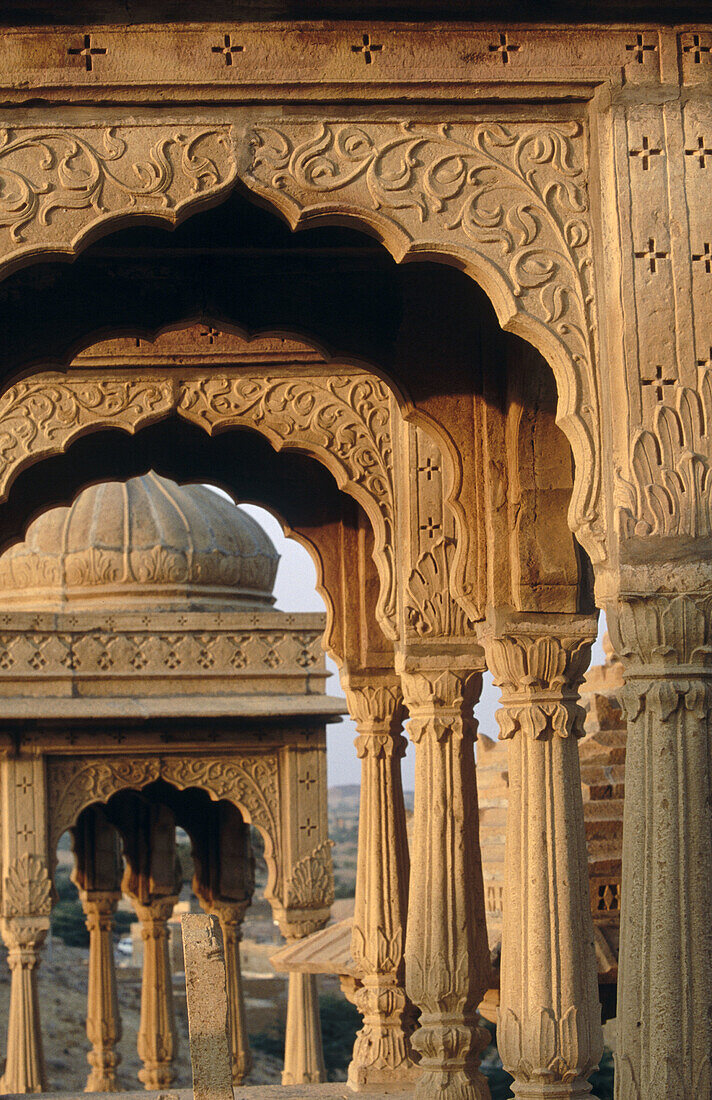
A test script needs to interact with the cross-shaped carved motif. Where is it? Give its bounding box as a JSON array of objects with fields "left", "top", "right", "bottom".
[
  {"left": 682, "top": 33, "right": 712, "bottom": 64},
  {"left": 17, "top": 824, "right": 34, "bottom": 843},
  {"left": 697, "top": 346, "right": 712, "bottom": 368},
  {"left": 351, "top": 34, "right": 382, "bottom": 64},
  {"left": 692, "top": 242, "right": 712, "bottom": 274},
  {"left": 199, "top": 327, "right": 220, "bottom": 344},
  {"left": 300, "top": 818, "right": 317, "bottom": 838},
  {"left": 629, "top": 135, "right": 663, "bottom": 171},
  {"left": 418, "top": 457, "right": 441, "bottom": 481},
  {"left": 211, "top": 34, "right": 244, "bottom": 66},
  {"left": 419, "top": 516, "right": 442, "bottom": 538},
  {"left": 16, "top": 776, "right": 33, "bottom": 796},
  {"left": 300, "top": 772, "right": 316, "bottom": 792},
  {"left": 68, "top": 34, "right": 107, "bottom": 72},
  {"left": 489, "top": 32, "right": 521, "bottom": 65},
  {"left": 634, "top": 237, "right": 669, "bottom": 273},
  {"left": 626, "top": 33, "right": 657, "bottom": 64},
  {"left": 642, "top": 365, "right": 675, "bottom": 402},
  {"left": 685, "top": 136, "right": 712, "bottom": 168}
]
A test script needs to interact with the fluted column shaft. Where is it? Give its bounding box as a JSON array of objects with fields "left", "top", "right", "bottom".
[
  {"left": 213, "top": 902, "right": 252, "bottom": 1086},
  {"left": 483, "top": 622, "right": 602, "bottom": 1100},
  {"left": 82, "top": 891, "right": 122, "bottom": 1092},
  {"left": 282, "top": 967, "right": 326, "bottom": 1085},
  {"left": 133, "top": 897, "right": 179, "bottom": 1090},
  {"left": 608, "top": 593, "right": 712, "bottom": 1099},
  {"left": 0, "top": 921, "right": 48, "bottom": 1094},
  {"left": 344, "top": 677, "right": 419, "bottom": 1090},
  {"left": 400, "top": 667, "right": 492, "bottom": 1100}
]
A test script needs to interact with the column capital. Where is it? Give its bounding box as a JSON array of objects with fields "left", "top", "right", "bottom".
[
  {"left": 399, "top": 666, "right": 482, "bottom": 746},
  {"left": 482, "top": 615, "right": 596, "bottom": 741}
]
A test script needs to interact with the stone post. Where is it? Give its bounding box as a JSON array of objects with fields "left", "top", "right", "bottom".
[
  {"left": 81, "top": 892, "right": 123, "bottom": 1092},
  {"left": 343, "top": 673, "right": 419, "bottom": 1090},
  {"left": 607, "top": 591, "right": 712, "bottom": 1099},
  {"left": 182, "top": 912, "right": 233, "bottom": 1100},
  {"left": 399, "top": 664, "right": 492, "bottom": 1100},
  {"left": 212, "top": 901, "right": 252, "bottom": 1086},
  {"left": 482, "top": 616, "right": 603, "bottom": 1100},
  {"left": 282, "top": 968, "right": 326, "bottom": 1085},
  {"left": 132, "top": 895, "right": 180, "bottom": 1090}
]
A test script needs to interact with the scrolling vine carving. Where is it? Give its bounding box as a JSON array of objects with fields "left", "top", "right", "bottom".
[
  {"left": 245, "top": 118, "right": 602, "bottom": 560},
  {"left": 0, "top": 125, "right": 237, "bottom": 265}
]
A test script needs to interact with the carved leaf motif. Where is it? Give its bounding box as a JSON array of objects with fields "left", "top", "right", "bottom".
[
  {"left": 405, "top": 537, "right": 474, "bottom": 638},
  {"left": 287, "top": 839, "right": 335, "bottom": 909},
  {"left": 3, "top": 854, "right": 52, "bottom": 917},
  {"left": 617, "top": 369, "right": 712, "bottom": 538}
]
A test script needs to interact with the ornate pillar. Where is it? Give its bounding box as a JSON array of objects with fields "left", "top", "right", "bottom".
[
  {"left": 0, "top": 756, "right": 52, "bottom": 1095},
  {"left": 399, "top": 664, "right": 492, "bottom": 1100},
  {"left": 343, "top": 672, "right": 419, "bottom": 1090},
  {"left": 132, "top": 895, "right": 179, "bottom": 1090},
  {"left": 211, "top": 900, "right": 252, "bottom": 1085},
  {"left": 482, "top": 615, "right": 603, "bottom": 1100},
  {"left": 282, "top": 967, "right": 326, "bottom": 1085},
  {"left": 114, "top": 799, "right": 181, "bottom": 1091},
  {"left": 73, "top": 805, "right": 124, "bottom": 1092},
  {"left": 607, "top": 590, "right": 712, "bottom": 1099},
  {"left": 81, "top": 892, "right": 123, "bottom": 1092}
]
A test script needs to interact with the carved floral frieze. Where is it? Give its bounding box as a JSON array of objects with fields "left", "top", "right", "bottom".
[{"left": 0, "top": 125, "right": 236, "bottom": 268}]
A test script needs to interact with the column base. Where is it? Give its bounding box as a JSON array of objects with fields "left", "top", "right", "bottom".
[
  {"left": 512, "top": 1082, "right": 597, "bottom": 1099},
  {"left": 348, "top": 1061, "right": 421, "bottom": 1092},
  {"left": 414, "top": 1068, "right": 491, "bottom": 1100}
]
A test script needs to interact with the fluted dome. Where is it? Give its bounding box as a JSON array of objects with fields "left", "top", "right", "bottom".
[{"left": 0, "top": 473, "right": 279, "bottom": 611}]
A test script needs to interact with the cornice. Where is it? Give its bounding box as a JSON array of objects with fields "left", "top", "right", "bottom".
[{"left": 0, "top": 24, "right": 708, "bottom": 104}]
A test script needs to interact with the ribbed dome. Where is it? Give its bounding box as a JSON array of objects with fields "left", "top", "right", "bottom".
[{"left": 0, "top": 473, "right": 279, "bottom": 611}]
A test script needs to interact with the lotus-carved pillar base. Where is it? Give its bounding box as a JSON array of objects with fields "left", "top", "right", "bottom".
[
  {"left": 482, "top": 616, "right": 602, "bottom": 1100},
  {"left": 608, "top": 591, "right": 712, "bottom": 1100},
  {"left": 344, "top": 674, "right": 419, "bottom": 1091},
  {"left": 132, "top": 897, "right": 179, "bottom": 1090},
  {"left": 400, "top": 665, "right": 492, "bottom": 1100},
  {"left": 0, "top": 918, "right": 49, "bottom": 1095},
  {"left": 82, "top": 891, "right": 122, "bottom": 1092}
]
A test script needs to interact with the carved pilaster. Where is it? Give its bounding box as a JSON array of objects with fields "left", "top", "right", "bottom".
[
  {"left": 400, "top": 666, "right": 492, "bottom": 1100},
  {"left": 343, "top": 675, "right": 419, "bottom": 1091},
  {"left": 482, "top": 618, "right": 602, "bottom": 1100},
  {"left": 81, "top": 892, "right": 122, "bottom": 1093},
  {"left": 132, "top": 896, "right": 179, "bottom": 1091},
  {"left": 607, "top": 590, "right": 712, "bottom": 1100}
]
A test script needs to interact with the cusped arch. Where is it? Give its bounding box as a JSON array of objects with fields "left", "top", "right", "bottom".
[
  {"left": 0, "top": 321, "right": 452, "bottom": 639},
  {"left": 46, "top": 752, "right": 282, "bottom": 905}
]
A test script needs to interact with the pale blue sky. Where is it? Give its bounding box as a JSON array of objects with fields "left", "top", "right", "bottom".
[{"left": 238, "top": 503, "right": 607, "bottom": 790}]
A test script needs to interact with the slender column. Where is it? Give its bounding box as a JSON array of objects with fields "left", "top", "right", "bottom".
[
  {"left": 81, "top": 891, "right": 122, "bottom": 1092},
  {"left": 213, "top": 901, "right": 252, "bottom": 1085},
  {"left": 483, "top": 618, "right": 602, "bottom": 1100},
  {"left": 0, "top": 917, "right": 49, "bottom": 1094},
  {"left": 400, "top": 666, "right": 492, "bottom": 1100},
  {"left": 132, "top": 896, "right": 179, "bottom": 1090},
  {"left": 343, "top": 675, "right": 419, "bottom": 1090},
  {"left": 282, "top": 968, "right": 326, "bottom": 1085},
  {"left": 608, "top": 592, "right": 712, "bottom": 1099}
]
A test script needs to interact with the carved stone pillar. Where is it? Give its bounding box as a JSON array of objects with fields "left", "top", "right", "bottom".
[
  {"left": 607, "top": 591, "right": 712, "bottom": 1099},
  {"left": 0, "top": 912, "right": 50, "bottom": 1094},
  {"left": 399, "top": 665, "right": 492, "bottom": 1100},
  {"left": 81, "top": 892, "right": 122, "bottom": 1092},
  {"left": 343, "top": 674, "right": 419, "bottom": 1090},
  {"left": 213, "top": 901, "right": 252, "bottom": 1086},
  {"left": 282, "top": 967, "right": 326, "bottom": 1086},
  {"left": 482, "top": 617, "right": 603, "bottom": 1100},
  {"left": 132, "top": 896, "right": 179, "bottom": 1090},
  {"left": 73, "top": 805, "right": 124, "bottom": 1093}
]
